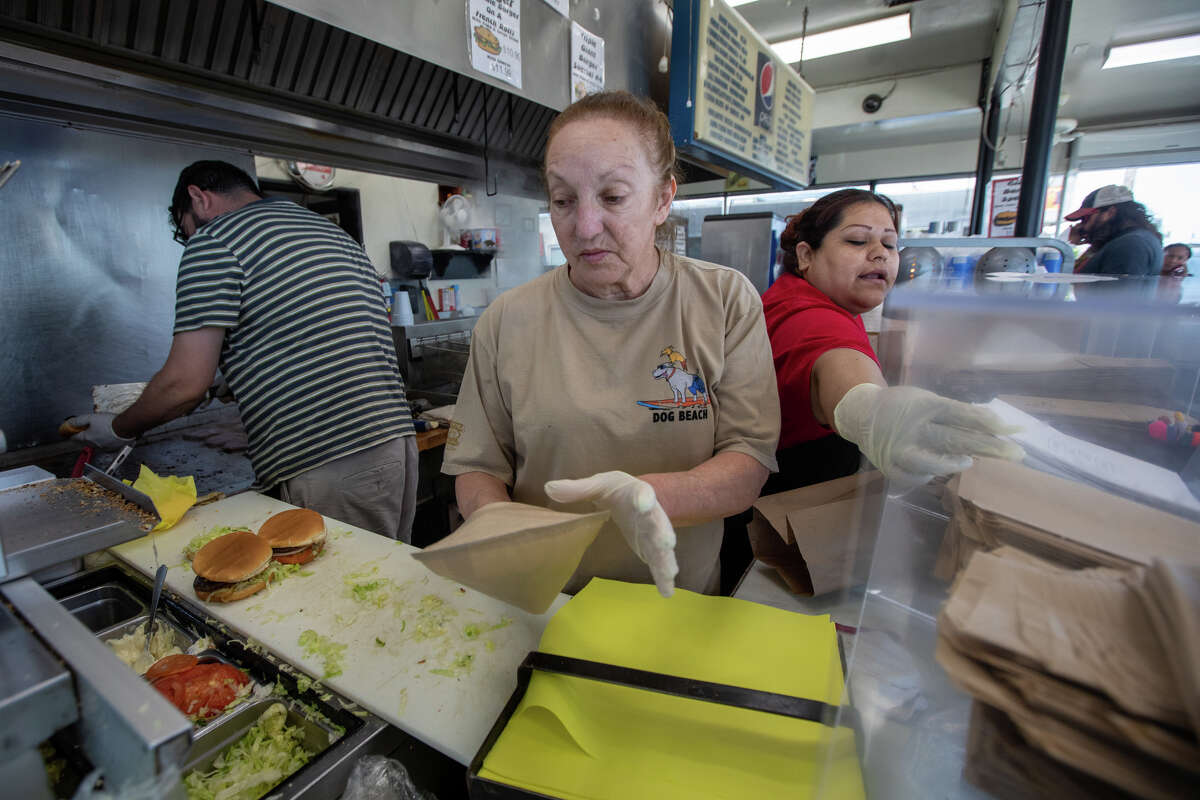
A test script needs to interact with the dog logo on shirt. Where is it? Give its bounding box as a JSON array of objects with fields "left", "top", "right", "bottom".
[{"left": 637, "top": 345, "right": 709, "bottom": 423}]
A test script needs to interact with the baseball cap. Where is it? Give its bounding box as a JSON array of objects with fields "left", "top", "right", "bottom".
[{"left": 1064, "top": 184, "right": 1134, "bottom": 220}]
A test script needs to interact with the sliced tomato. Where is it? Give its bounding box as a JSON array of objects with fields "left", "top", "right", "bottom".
[
  {"left": 152, "top": 663, "right": 249, "bottom": 718},
  {"left": 144, "top": 653, "right": 199, "bottom": 681},
  {"left": 273, "top": 545, "right": 315, "bottom": 565}
]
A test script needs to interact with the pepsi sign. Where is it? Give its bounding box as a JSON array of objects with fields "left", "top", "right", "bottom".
[{"left": 754, "top": 51, "right": 774, "bottom": 131}]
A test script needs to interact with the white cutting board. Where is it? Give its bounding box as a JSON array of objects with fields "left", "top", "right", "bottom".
[{"left": 110, "top": 492, "right": 567, "bottom": 765}]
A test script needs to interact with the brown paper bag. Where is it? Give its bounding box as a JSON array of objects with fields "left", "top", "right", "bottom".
[
  {"left": 747, "top": 471, "right": 886, "bottom": 596},
  {"left": 411, "top": 502, "right": 609, "bottom": 614}
]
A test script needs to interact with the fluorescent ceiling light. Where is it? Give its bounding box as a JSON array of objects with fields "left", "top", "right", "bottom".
[
  {"left": 771, "top": 12, "right": 911, "bottom": 63},
  {"left": 1102, "top": 33, "right": 1200, "bottom": 69},
  {"left": 726, "top": 0, "right": 759, "bottom": 6}
]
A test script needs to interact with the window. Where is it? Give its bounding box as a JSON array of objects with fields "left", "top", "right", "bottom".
[
  {"left": 874, "top": 177, "right": 976, "bottom": 237},
  {"left": 1064, "top": 163, "right": 1200, "bottom": 245}
]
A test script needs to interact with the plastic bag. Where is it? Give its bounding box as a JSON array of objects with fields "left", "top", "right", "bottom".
[
  {"left": 69, "top": 765, "right": 186, "bottom": 800},
  {"left": 341, "top": 755, "right": 436, "bottom": 800}
]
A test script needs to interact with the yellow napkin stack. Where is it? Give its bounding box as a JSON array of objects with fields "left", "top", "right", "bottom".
[
  {"left": 128, "top": 464, "right": 196, "bottom": 531},
  {"left": 477, "top": 579, "right": 864, "bottom": 800}
]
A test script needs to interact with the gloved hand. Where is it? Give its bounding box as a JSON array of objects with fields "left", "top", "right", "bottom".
[
  {"left": 62, "top": 412, "right": 135, "bottom": 451},
  {"left": 834, "top": 383, "right": 1024, "bottom": 486},
  {"left": 544, "top": 471, "right": 678, "bottom": 598}
]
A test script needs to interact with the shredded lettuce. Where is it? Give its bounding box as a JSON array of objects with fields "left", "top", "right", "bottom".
[
  {"left": 297, "top": 630, "right": 346, "bottom": 679},
  {"left": 187, "top": 636, "right": 215, "bottom": 655},
  {"left": 346, "top": 578, "right": 393, "bottom": 607},
  {"left": 429, "top": 652, "right": 475, "bottom": 679},
  {"left": 182, "top": 704, "right": 312, "bottom": 800},
  {"left": 183, "top": 526, "right": 247, "bottom": 561},
  {"left": 412, "top": 594, "right": 457, "bottom": 640}
]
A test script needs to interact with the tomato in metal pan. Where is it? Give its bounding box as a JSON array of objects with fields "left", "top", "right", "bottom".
[
  {"left": 144, "top": 654, "right": 199, "bottom": 682},
  {"left": 151, "top": 663, "right": 249, "bottom": 718}
]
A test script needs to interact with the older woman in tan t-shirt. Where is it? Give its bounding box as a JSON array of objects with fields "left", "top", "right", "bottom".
[{"left": 440, "top": 91, "right": 780, "bottom": 596}]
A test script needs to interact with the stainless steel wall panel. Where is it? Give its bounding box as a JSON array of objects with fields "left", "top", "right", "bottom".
[
  {"left": 0, "top": 114, "right": 253, "bottom": 449},
  {"left": 271, "top": 0, "right": 664, "bottom": 113}
]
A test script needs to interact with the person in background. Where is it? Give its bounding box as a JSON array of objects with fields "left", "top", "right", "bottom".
[
  {"left": 761, "top": 189, "right": 1023, "bottom": 494},
  {"left": 1162, "top": 243, "right": 1193, "bottom": 277},
  {"left": 65, "top": 161, "right": 419, "bottom": 541},
  {"left": 1064, "top": 185, "right": 1162, "bottom": 276},
  {"left": 1068, "top": 220, "right": 1095, "bottom": 274},
  {"left": 442, "top": 91, "right": 780, "bottom": 597}
]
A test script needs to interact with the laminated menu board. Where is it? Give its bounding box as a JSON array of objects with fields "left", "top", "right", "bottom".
[{"left": 668, "top": 0, "right": 815, "bottom": 190}]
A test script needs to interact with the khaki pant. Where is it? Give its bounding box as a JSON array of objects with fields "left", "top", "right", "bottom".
[{"left": 271, "top": 435, "right": 418, "bottom": 542}]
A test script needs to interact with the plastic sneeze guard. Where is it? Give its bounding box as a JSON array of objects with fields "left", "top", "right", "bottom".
[{"left": 476, "top": 578, "right": 863, "bottom": 800}]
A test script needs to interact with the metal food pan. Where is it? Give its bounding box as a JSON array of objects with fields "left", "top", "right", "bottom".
[
  {"left": 44, "top": 566, "right": 415, "bottom": 798},
  {"left": 97, "top": 613, "right": 197, "bottom": 665},
  {"left": 59, "top": 584, "right": 144, "bottom": 632},
  {"left": 181, "top": 699, "right": 334, "bottom": 784},
  {"left": 99, "top": 615, "right": 266, "bottom": 732}
]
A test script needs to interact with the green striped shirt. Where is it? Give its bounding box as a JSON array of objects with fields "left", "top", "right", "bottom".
[{"left": 174, "top": 198, "right": 413, "bottom": 490}]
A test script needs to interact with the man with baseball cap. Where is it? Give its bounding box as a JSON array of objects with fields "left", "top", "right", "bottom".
[{"left": 1064, "top": 184, "right": 1162, "bottom": 276}]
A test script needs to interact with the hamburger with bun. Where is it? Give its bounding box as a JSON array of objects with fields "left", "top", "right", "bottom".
[
  {"left": 192, "top": 531, "right": 273, "bottom": 603},
  {"left": 258, "top": 508, "right": 327, "bottom": 565}
]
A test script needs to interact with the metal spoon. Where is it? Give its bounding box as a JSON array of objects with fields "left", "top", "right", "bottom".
[
  {"left": 194, "top": 649, "right": 234, "bottom": 665},
  {"left": 143, "top": 564, "right": 168, "bottom": 663}
]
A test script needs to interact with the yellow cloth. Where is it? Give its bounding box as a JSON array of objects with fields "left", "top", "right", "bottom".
[
  {"left": 477, "top": 579, "right": 864, "bottom": 800},
  {"left": 128, "top": 465, "right": 196, "bottom": 531}
]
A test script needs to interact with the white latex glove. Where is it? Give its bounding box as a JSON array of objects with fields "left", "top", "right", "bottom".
[
  {"left": 834, "top": 383, "right": 1024, "bottom": 486},
  {"left": 544, "top": 471, "right": 679, "bottom": 598},
  {"left": 64, "top": 412, "right": 135, "bottom": 451}
]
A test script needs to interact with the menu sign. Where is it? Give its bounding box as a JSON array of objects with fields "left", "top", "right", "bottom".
[
  {"left": 570, "top": 22, "right": 605, "bottom": 101},
  {"left": 989, "top": 177, "right": 1021, "bottom": 236},
  {"left": 677, "top": 0, "right": 814, "bottom": 188},
  {"left": 468, "top": 0, "right": 522, "bottom": 90}
]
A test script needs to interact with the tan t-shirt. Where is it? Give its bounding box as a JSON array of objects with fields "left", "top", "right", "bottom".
[{"left": 442, "top": 250, "right": 780, "bottom": 593}]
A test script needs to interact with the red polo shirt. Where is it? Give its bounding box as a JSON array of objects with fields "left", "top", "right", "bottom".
[{"left": 761, "top": 272, "right": 879, "bottom": 450}]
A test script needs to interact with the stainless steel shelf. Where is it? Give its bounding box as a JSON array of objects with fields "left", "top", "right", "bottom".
[{"left": 0, "top": 478, "right": 154, "bottom": 582}]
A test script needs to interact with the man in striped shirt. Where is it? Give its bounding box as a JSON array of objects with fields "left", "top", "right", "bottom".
[{"left": 66, "top": 161, "right": 419, "bottom": 541}]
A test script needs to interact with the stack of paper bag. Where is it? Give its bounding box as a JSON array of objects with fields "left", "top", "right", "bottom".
[
  {"left": 936, "top": 457, "right": 1200, "bottom": 580},
  {"left": 936, "top": 547, "right": 1200, "bottom": 799},
  {"left": 748, "top": 471, "right": 886, "bottom": 596},
  {"left": 962, "top": 702, "right": 1133, "bottom": 799}
]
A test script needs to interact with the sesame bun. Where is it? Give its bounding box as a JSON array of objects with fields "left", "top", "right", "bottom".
[
  {"left": 257, "top": 509, "right": 327, "bottom": 549},
  {"left": 192, "top": 531, "right": 272, "bottom": 584}
]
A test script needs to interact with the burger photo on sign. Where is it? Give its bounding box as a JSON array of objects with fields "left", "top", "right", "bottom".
[
  {"left": 474, "top": 25, "right": 502, "bottom": 55},
  {"left": 257, "top": 508, "right": 327, "bottom": 566},
  {"left": 191, "top": 531, "right": 274, "bottom": 603}
]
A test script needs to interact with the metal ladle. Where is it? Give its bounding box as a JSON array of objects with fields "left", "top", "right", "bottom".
[{"left": 143, "top": 564, "right": 168, "bottom": 663}]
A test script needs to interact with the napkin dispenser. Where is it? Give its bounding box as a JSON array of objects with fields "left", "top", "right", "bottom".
[{"left": 389, "top": 240, "right": 433, "bottom": 279}]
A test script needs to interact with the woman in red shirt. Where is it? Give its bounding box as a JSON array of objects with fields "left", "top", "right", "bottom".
[{"left": 762, "top": 189, "right": 1021, "bottom": 493}]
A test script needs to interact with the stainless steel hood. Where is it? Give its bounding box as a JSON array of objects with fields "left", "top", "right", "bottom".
[{"left": 0, "top": 0, "right": 557, "bottom": 184}]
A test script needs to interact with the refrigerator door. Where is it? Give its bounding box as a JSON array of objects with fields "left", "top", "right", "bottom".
[{"left": 700, "top": 213, "right": 785, "bottom": 294}]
